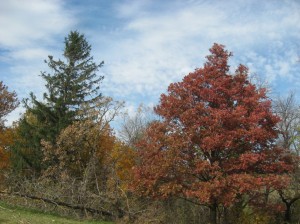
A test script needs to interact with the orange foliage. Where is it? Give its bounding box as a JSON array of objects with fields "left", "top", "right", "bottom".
[
  {"left": 131, "top": 44, "right": 294, "bottom": 211},
  {"left": 42, "top": 97, "right": 125, "bottom": 185},
  {"left": 0, "top": 127, "right": 15, "bottom": 169},
  {"left": 42, "top": 120, "right": 115, "bottom": 180},
  {"left": 110, "top": 141, "right": 136, "bottom": 190}
]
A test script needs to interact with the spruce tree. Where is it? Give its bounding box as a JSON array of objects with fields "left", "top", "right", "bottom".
[
  {"left": 13, "top": 31, "right": 104, "bottom": 173},
  {"left": 37, "top": 30, "right": 104, "bottom": 140}
]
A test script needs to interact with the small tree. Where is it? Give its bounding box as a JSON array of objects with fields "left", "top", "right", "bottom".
[
  {"left": 119, "top": 105, "right": 156, "bottom": 148},
  {"left": 0, "top": 81, "right": 19, "bottom": 127},
  {"left": 131, "top": 44, "right": 294, "bottom": 224},
  {"left": 42, "top": 97, "right": 123, "bottom": 182},
  {"left": 39, "top": 97, "right": 126, "bottom": 219}
]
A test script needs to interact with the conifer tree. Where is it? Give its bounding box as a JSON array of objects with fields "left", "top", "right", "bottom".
[{"left": 13, "top": 31, "right": 104, "bottom": 173}]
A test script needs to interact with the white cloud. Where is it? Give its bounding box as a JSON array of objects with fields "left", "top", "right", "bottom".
[
  {"left": 2, "top": 0, "right": 300, "bottom": 125},
  {"left": 98, "top": 0, "right": 300, "bottom": 106},
  {"left": 115, "top": 0, "right": 151, "bottom": 18},
  {"left": 0, "top": 0, "right": 74, "bottom": 48},
  {"left": 10, "top": 48, "right": 51, "bottom": 61},
  {"left": 0, "top": 0, "right": 75, "bottom": 125}
]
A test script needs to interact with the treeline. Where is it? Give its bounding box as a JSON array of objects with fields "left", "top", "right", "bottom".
[{"left": 0, "top": 31, "right": 299, "bottom": 224}]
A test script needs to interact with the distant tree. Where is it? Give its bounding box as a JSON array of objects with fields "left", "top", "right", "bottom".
[
  {"left": 273, "top": 92, "right": 300, "bottom": 155},
  {"left": 119, "top": 105, "right": 156, "bottom": 148},
  {"left": 131, "top": 44, "right": 294, "bottom": 224},
  {"left": 12, "top": 31, "right": 104, "bottom": 173},
  {"left": 0, "top": 81, "right": 18, "bottom": 127},
  {"left": 273, "top": 92, "right": 300, "bottom": 222}
]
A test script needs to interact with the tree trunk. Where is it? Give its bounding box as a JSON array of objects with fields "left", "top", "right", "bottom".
[
  {"left": 280, "top": 193, "right": 300, "bottom": 223},
  {"left": 223, "top": 207, "right": 229, "bottom": 224},
  {"left": 209, "top": 203, "right": 218, "bottom": 224},
  {"left": 284, "top": 203, "right": 291, "bottom": 223}
]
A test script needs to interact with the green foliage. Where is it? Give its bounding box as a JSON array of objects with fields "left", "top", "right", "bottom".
[
  {"left": 11, "top": 31, "right": 104, "bottom": 174},
  {"left": 30, "top": 30, "right": 104, "bottom": 143},
  {"left": 11, "top": 114, "right": 44, "bottom": 173}
]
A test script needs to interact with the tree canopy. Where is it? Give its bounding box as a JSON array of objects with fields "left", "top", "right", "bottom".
[
  {"left": 0, "top": 81, "right": 19, "bottom": 127},
  {"left": 131, "top": 43, "right": 294, "bottom": 224},
  {"left": 12, "top": 31, "right": 104, "bottom": 173}
]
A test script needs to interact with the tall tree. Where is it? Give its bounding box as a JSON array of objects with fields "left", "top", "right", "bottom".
[
  {"left": 29, "top": 30, "right": 104, "bottom": 142},
  {"left": 131, "top": 44, "right": 294, "bottom": 224},
  {"left": 13, "top": 31, "right": 104, "bottom": 173}
]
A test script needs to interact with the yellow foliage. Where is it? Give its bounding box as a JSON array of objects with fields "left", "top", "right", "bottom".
[{"left": 110, "top": 141, "right": 136, "bottom": 190}]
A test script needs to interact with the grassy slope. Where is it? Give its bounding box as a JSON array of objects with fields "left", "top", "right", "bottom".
[{"left": 0, "top": 202, "right": 114, "bottom": 224}]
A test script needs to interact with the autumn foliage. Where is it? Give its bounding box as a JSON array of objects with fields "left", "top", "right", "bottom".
[
  {"left": 131, "top": 44, "right": 294, "bottom": 222},
  {"left": 0, "top": 81, "right": 18, "bottom": 127},
  {"left": 0, "top": 128, "right": 15, "bottom": 169},
  {"left": 0, "top": 81, "right": 18, "bottom": 183},
  {"left": 2, "top": 36, "right": 299, "bottom": 223}
]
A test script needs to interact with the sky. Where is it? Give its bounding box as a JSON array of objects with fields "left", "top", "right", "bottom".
[{"left": 0, "top": 0, "right": 299, "bottom": 126}]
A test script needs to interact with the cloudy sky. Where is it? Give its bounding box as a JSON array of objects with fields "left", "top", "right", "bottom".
[{"left": 0, "top": 0, "right": 299, "bottom": 125}]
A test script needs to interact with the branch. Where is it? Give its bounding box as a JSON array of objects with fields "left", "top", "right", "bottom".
[
  {"left": 278, "top": 190, "right": 300, "bottom": 206},
  {"left": 0, "top": 191, "right": 114, "bottom": 218}
]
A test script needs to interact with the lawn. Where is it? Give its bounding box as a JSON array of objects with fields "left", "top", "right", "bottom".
[{"left": 0, "top": 202, "right": 113, "bottom": 224}]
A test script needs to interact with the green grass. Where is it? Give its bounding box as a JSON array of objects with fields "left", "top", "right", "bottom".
[{"left": 0, "top": 202, "right": 114, "bottom": 224}]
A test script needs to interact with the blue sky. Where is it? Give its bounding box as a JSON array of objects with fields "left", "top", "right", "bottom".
[{"left": 0, "top": 0, "right": 299, "bottom": 125}]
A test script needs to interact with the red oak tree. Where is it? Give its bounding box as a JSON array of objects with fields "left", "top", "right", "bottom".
[{"left": 132, "top": 44, "right": 293, "bottom": 223}]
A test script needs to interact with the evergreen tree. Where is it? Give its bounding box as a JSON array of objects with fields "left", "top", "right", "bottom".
[{"left": 12, "top": 31, "right": 104, "bottom": 173}]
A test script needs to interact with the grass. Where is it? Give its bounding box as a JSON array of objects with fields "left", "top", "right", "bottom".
[{"left": 0, "top": 202, "right": 114, "bottom": 224}]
